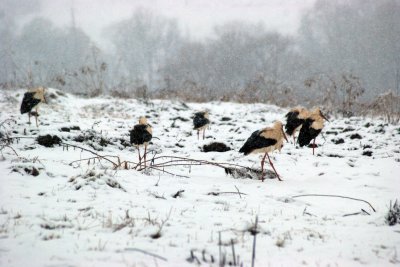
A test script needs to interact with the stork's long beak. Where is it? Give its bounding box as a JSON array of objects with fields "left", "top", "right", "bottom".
[{"left": 321, "top": 112, "right": 329, "bottom": 122}]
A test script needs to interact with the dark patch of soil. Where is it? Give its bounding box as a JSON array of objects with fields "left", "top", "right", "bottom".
[
  {"left": 332, "top": 138, "right": 345, "bottom": 144},
  {"left": 175, "top": 143, "right": 184, "bottom": 148},
  {"left": 350, "top": 133, "right": 362, "bottom": 139},
  {"left": 24, "top": 167, "right": 39, "bottom": 176},
  {"left": 342, "top": 127, "right": 355, "bottom": 132},
  {"left": 60, "top": 127, "right": 70, "bottom": 132},
  {"left": 326, "top": 131, "right": 338, "bottom": 135},
  {"left": 325, "top": 154, "right": 344, "bottom": 158},
  {"left": 171, "top": 116, "right": 189, "bottom": 122},
  {"left": 221, "top": 117, "right": 232, "bottom": 121},
  {"left": 362, "top": 151, "right": 373, "bottom": 156},
  {"left": 37, "top": 135, "right": 61, "bottom": 147},
  {"left": 203, "top": 142, "right": 231, "bottom": 152}
]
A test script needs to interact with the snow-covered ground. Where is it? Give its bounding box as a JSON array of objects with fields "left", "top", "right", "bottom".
[{"left": 0, "top": 88, "right": 399, "bottom": 267}]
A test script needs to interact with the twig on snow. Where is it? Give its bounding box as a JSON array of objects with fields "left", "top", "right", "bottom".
[
  {"left": 292, "top": 194, "right": 376, "bottom": 212},
  {"left": 124, "top": 247, "right": 167, "bottom": 261},
  {"left": 208, "top": 191, "right": 248, "bottom": 197},
  {"left": 251, "top": 215, "right": 258, "bottom": 267},
  {"left": 234, "top": 185, "right": 243, "bottom": 199},
  {"left": 172, "top": 190, "right": 184, "bottom": 198}
]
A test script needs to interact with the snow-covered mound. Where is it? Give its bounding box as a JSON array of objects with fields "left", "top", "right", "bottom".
[{"left": 0, "top": 89, "right": 399, "bottom": 266}]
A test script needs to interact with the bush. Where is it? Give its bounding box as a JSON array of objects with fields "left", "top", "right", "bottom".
[
  {"left": 368, "top": 91, "right": 400, "bottom": 124},
  {"left": 386, "top": 200, "right": 400, "bottom": 226}
]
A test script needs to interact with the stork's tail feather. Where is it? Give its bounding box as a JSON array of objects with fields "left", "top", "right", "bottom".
[
  {"left": 239, "top": 144, "right": 251, "bottom": 156},
  {"left": 285, "top": 126, "right": 295, "bottom": 136},
  {"left": 298, "top": 137, "right": 311, "bottom": 147}
]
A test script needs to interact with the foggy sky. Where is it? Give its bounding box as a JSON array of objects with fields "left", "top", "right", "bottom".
[{"left": 36, "top": 0, "right": 316, "bottom": 45}]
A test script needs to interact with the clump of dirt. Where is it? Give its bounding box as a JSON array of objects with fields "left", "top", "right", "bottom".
[
  {"left": 10, "top": 159, "right": 43, "bottom": 177},
  {"left": 325, "top": 153, "right": 344, "bottom": 158},
  {"left": 224, "top": 166, "right": 276, "bottom": 180},
  {"left": 69, "top": 170, "right": 126, "bottom": 191},
  {"left": 342, "top": 127, "right": 355, "bottom": 132},
  {"left": 24, "top": 167, "right": 39, "bottom": 176},
  {"left": 60, "top": 127, "right": 70, "bottom": 132},
  {"left": 203, "top": 142, "right": 231, "bottom": 152},
  {"left": 332, "top": 138, "right": 345, "bottom": 144},
  {"left": 350, "top": 133, "right": 362, "bottom": 139},
  {"left": 73, "top": 129, "right": 112, "bottom": 151},
  {"left": 221, "top": 117, "right": 232, "bottom": 121},
  {"left": 60, "top": 126, "right": 80, "bottom": 132},
  {"left": 362, "top": 151, "right": 373, "bottom": 156},
  {"left": 171, "top": 116, "right": 189, "bottom": 122},
  {"left": 325, "top": 131, "right": 338, "bottom": 135},
  {"left": 37, "top": 135, "right": 61, "bottom": 147},
  {"left": 118, "top": 138, "right": 131, "bottom": 148}
]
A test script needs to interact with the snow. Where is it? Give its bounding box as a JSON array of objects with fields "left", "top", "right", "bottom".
[{"left": 0, "top": 88, "right": 399, "bottom": 266}]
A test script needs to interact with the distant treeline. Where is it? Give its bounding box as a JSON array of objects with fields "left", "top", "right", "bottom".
[{"left": 0, "top": 0, "right": 399, "bottom": 119}]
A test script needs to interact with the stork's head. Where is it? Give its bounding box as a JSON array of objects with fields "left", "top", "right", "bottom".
[
  {"left": 312, "top": 107, "right": 329, "bottom": 121},
  {"left": 35, "top": 86, "right": 47, "bottom": 103},
  {"left": 200, "top": 109, "right": 210, "bottom": 118},
  {"left": 274, "top": 120, "right": 288, "bottom": 142},
  {"left": 195, "top": 110, "right": 209, "bottom": 118},
  {"left": 139, "top": 116, "right": 148, "bottom": 124}
]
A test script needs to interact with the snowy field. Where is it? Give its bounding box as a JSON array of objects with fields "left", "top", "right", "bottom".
[{"left": 0, "top": 88, "right": 399, "bottom": 267}]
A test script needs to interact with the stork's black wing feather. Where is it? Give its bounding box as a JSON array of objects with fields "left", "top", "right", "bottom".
[
  {"left": 285, "top": 111, "right": 304, "bottom": 135},
  {"left": 239, "top": 130, "right": 277, "bottom": 155},
  {"left": 298, "top": 118, "right": 321, "bottom": 147},
  {"left": 130, "top": 124, "right": 152, "bottom": 145},
  {"left": 20, "top": 92, "right": 40, "bottom": 114},
  {"left": 193, "top": 114, "right": 209, "bottom": 129}
]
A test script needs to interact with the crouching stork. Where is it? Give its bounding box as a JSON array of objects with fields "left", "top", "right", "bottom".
[
  {"left": 193, "top": 111, "right": 210, "bottom": 140},
  {"left": 20, "top": 86, "right": 47, "bottom": 127},
  {"left": 285, "top": 106, "right": 309, "bottom": 145},
  {"left": 239, "top": 121, "right": 288, "bottom": 181},
  {"left": 298, "top": 107, "right": 329, "bottom": 155},
  {"left": 130, "top": 117, "right": 152, "bottom": 167}
]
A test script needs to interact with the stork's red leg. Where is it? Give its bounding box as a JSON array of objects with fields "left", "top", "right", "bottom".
[
  {"left": 293, "top": 135, "right": 296, "bottom": 145},
  {"left": 144, "top": 144, "right": 147, "bottom": 167},
  {"left": 137, "top": 145, "right": 141, "bottom": 168},
  {"left": 313, "top": 138, "right": 315, "bottom": 155},
  {"left": 197, "top": 130, "right": 199, "bottom": 140},
  {"left": 260, "top": 152, "right": 268, "bottom": 182},
  {"left": 28, "top": 113, "right": 31, "bottom": 124},
  {"left": 266, "top": 152, "right": 282, "bottom": 181},
  {"left": 203, "top": 128, "right": 205, "bottom": 140}
]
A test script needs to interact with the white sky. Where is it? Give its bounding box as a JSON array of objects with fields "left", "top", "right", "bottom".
[{"left": 37, "top": 0, "right": 316, "bottom": 45}]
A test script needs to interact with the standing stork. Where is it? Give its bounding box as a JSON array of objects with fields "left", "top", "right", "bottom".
[
  {"left": 298, "top": 107, "right": 329, "bottom": 155},
  {"left": 193, "top": 111, "right": 210, "bottom": 140},
  {"left": 130, "top": 116, "right": 152, "bottom": 167},
  {"left": 20, "top": 86, "right": 47, "bottom": 127},
  {"left": 285, "top": 106, "right": 309, "bottom": 145},
  {"left": 239, "top": 121, "right": 288, "bottom": 181}
]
